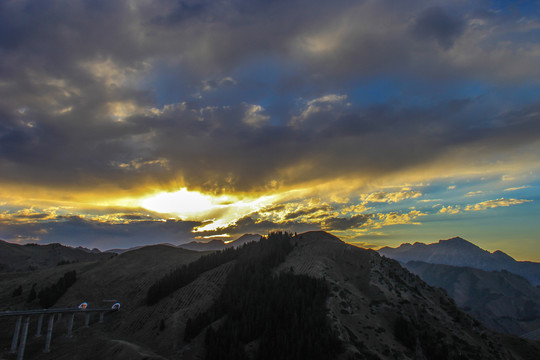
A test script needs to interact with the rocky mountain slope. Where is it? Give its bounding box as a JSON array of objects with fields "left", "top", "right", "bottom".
[
  {"left": 277, "top": 232, "right": 540, "bottom": 359},
  {"left": 405, "top": 261, "right": 540, "bottom": 336},
  {"left": 0, "top": 239, "right": 116, "bottom": 272},
  {"left": 379, "top": 237, "right": 540, "bottom": 285},
  {"left": 2, "top": 232, "right": 540, "bottom": 360}
]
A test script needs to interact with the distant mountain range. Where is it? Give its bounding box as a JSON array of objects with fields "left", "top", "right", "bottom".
[
  {"left": 0, "top": 239, "right": 115, "bottom": 272},
  {"left": 405, "top": 261, "right": 540, "bottom": 336},
  {"left": 378, "top": 237, "right": 540, "bottom": 286},
  {"left": 106, "top": 234, "right": 262, "bottom": 254},
  {"left": 178, "top": 233, "right": 261, "bottom": 251},
  {"left": 3, "top": 231, "right": 539, "bottom": 359}
]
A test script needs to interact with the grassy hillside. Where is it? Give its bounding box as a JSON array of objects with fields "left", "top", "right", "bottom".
[
  {"left": 0, "top": 244, "right": 211, "bottom": 360},
  {"left": 0, "top": 240, "right": 115, "bottom": 272}
]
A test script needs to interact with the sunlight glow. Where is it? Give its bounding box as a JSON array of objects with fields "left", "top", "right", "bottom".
[
  {"left": 140, "top": 188, "right": 278, "bottom": 231},
  {"left": 141, "top": 188, "right": 223, "bottom": 217}
]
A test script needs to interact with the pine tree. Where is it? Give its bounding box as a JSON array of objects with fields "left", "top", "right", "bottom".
[
  {"left": 12, "top": 285, "right": 22, "bottom": 297},
  {"left": 27, "top": 284, "right": 37, "bottom": 303}
]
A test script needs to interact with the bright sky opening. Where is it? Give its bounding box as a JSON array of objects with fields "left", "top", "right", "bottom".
[{"left": 0, "top": 0, "right": 539, "bottom": 260}]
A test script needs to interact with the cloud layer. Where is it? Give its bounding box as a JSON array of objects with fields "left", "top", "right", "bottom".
[
  {"left": 1, "top": 0, "right": 540, "bottom": 252},
  {"left": 1, "top": 0, "right": 540, "bottom": 197}
]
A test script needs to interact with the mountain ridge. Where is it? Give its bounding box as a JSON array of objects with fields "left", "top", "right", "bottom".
[
  {"left": 379, "top": 236, "right": 540, "bottom": 285},
  {"left": 0, "top": 239, "right": 116, "bottom": 272},
  {"left": 404, "top": 260, "right": 540, "bottom": 336},
  {"left": 2, "top": 231, "right": 540, "bottom": 359},
  {"left": 178, "top": 233, "right": 262, "bottom": 251}
]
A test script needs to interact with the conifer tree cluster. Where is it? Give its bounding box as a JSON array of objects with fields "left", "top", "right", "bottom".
[
  {"left": 11, "top": 285, "right": 22, "bottom": 297},
  {"left": 146, "top": 245, "right": 250, "bottom": 305},
  {"left": 394, "top": 315, "right": 469, "bottom": 360},
  {"left": 27, "top": 284, "right": 37, "bottom": 303},
  {"left": 185, "top": 232, "right": 343, "bottom": 360},
  {"left": 57, "top": 259, "right": 78, "bottom": 266},
  {"left": 38, "top": 270, "right": 77, "bottom": 308}
]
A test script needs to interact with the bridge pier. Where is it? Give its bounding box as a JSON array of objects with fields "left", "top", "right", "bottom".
[
  {"left": 16, "top": 316, "right": 30, "bottom": 360},
  {"left": 67, "top": 313, "right": 75, "bottom": 337},
  {"left": 43, "top": 314, "right": 54, "bottom": 353},
  {"left": 35, "top": 313, "right": 44, "bottom": 337},
  {"left": 10, "top": 315, "right": 22, "bottom": 353},
  {"left": 2, "top": 303, "right": 120, "bottom": 357}
]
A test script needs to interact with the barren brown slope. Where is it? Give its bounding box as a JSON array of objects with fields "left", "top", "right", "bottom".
[
  {"left": 29, "top": 261, "right": 234, "bottom": 360},
  {"left": 278, "top": 231, "right": 540, "bottom": 360},
  {"left": 0, "top": 260, "right": 106, "bottom": 313},
  {"left": 0, "top": 244, "right": 223, "bottom": 360},
  {"left": 52, "top": 244, "right": 233, "bottom": 359},
  {"left": 56, "top": 244, "right": 208, "bottom": 311},
  {"left": 0, "top": 245, "right": 200, "bottom": 312}
]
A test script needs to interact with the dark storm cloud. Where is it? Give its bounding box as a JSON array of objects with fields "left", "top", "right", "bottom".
[
  {"left": 200, "top": 211, "right": 372, "bottom": 237},
  {"left": 283, "top": 204, "right": 335, "bottom": 220},
  {"left": 153, "top": 1, "right": 210, "bottom": 25},
  {"left": 1, "top": 0, "right": 540, "bottom": 195},
  {"left": 322, "top": 215, "right": 371, "bottom": 231},
  {"left": 119, "top": 214, "right": 149, "bottom": 220},
  {"left": 411, "top": 7, "right": 465, "bottom": 49},
  {"left": 13, "top": 213, "right": 51, "bottom": 220},
  {"left": 197, "top": 215, "right": 319, "bottom": 237},
  {"left": 0, "top": 0, "right": 144, "bottom": 69}
]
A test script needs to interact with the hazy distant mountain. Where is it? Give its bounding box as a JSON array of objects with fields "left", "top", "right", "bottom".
[
  {"left": 106, "top": 243, "right": 181, "bottom": 254},
  {"left": 405, "top": 261, "right": 540, "bottom": 336},
  {"left": 178, "top": 233, "right": 261, "bottom": 252},
  {"left": 379, "top": 237, "right": 540, "bottom": 285},
  {"left": 2, "top": 232, "right": 540, "bottom": 360},
  {"left": 105, "top": 245, "right": 146, "bottom": 254},
  {"left": 0, "top": 239, "right": 115, "bottom": 272},
  {"left": 226, "top": 233, "right": 262, "bottom": 247},
  {"left": 177, "top": 239, "right": 227, "bottom": 251},
  {"left": 75, "top": 246, "right": 102, "bottom": 254}
]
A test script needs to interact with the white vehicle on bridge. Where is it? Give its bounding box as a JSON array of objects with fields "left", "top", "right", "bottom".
[{"left": 78, "top": 302, "right": 88, "bottom": 309}]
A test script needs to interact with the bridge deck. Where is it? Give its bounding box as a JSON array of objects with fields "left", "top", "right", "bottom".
[{"left": 0, "top": 307, "right": 115, "bottom": 317}]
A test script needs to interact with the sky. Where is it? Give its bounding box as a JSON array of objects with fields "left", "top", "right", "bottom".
[{"left": 1, "top": 0, "right": 540, "bottom": 260}]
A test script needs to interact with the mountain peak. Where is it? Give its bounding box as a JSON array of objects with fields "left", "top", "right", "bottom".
[
  {"left": 447, "top": 236, "right": 466, "bottom": 241},
  {"left": 228, "top": 233, "right": 261, "bottom": 247},
  {"left": 440, "top": 236, "right": 467, "bottom": 243},
  {"left": 297, "top": 231, "right": 343, "bottom": 244},
  {"left": 377, "top": 236, "right": 540, "bottom": 284},
  {"left": 491, "top": 249, "right": 514, "bottom": 262},
  {"left": 438, "top": 237, "right": 480, "bottom": 250},
  {"left": 231, "top": 233, "right": 261, "bottom": 242}
]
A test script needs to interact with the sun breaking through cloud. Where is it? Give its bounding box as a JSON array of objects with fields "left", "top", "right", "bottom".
[{"left": 0, "top": 0, "right": 540, "bottom": 259}]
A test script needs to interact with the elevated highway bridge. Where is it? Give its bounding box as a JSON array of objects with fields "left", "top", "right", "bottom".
[{"left": 0, "top": 303, "right": 120, "bottom": 360}]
